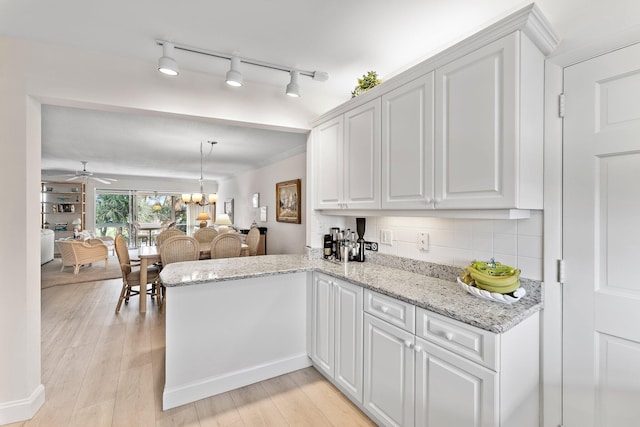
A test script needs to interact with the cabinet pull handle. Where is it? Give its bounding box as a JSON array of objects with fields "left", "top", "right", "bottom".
[
  {"left": 404, "top": 340, "right": 413, "bottom": 348},
  {"left": 414, "top": 345, "right": 423, "bottom": 353},
  {"left": 444, "top": 332, "right": 454, "bottom": 341},
  {"left": 434, "top": 197, "right": 442, "bottom": 204},
  {"left": 380, "top": 306, "right": 389, "bottom": 313},
  {"left": 425, "top": 198, "right": 433, "bottom": 204}
]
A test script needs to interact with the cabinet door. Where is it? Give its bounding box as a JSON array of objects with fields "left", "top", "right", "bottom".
[
  {"left": 310, "top": 273, "right": 335, "bottom": 377},
  {"left": 315, "top": 116, "right": 343, "bottom": 209},
  {"left": 415, "top": 337, "right": 497, "bottom": 427},
  {"left": 382, "top": 73, "right": 435, "bottom": 209},
  {"left": 334, "top": 280, "right": 363, "bottom": 403},
  {"left": 343, "top": 98, "right": 381, "bottom": 209},
  {"left": 363, "top": 313, "right": 414, "bottom": 427},
  {"left": 434, "top": 33, "right": 518, "bottom": 209}
]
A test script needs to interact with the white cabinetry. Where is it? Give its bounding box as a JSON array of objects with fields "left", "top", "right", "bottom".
[
  {"left": 310, "top": 273, "right": 363, "bottom": 403},
  {"left": 363, "top": 313, "right": 415, "bottom": 427},
  {"left": 434, "top": 32, "right": 543, "bottom": 209},
  {"left": 381, "top": 73, "right": 435, "bottom": 209},
  {"left": 315, "top": 99, "right": 380, "bottom": 210},
  {"left": 315, "top": 116, "right": 343, "bottom": 209},
  {"left": 312, "top": 5, "right": 557, "bottom": 215},
  {"left": 415, "top": 337, "right": 497, "bottom": 426},
  {"left": 358, "top": 289, "right": 539, "bottom": 427}
]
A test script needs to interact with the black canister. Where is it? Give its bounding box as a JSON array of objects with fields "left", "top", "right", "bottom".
[{"left": 323, "top": 234, "right": 333, "bottom": 259}]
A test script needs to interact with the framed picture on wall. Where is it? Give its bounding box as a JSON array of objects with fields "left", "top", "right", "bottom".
[
  {"left": 252, "top": 192, "right": 260, "bottom": 208},
  {"left": 276, "top": 179, "right": 301, "bottom": 224}
]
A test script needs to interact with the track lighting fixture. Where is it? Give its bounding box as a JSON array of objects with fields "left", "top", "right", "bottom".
[
  {"left": 158, "top": 42, "right": 179, "bottom": 76},
  {"left": 225, "top": 56, "right": 243, "bottom": 87},
  {"left": 156, "top": 40, "right": 328, "bottom": 97},
  {"left": 286, "top": 71, "right": 300, "bottom": 98}
]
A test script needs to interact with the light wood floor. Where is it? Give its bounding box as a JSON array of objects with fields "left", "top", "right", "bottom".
[{"left": 9, "top": 278, "right": 375, "bottom": 427}]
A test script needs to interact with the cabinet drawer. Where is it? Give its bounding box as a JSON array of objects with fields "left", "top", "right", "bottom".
[
  {"left": 364, "top": 290, "right": 415, "bottom": 333},
  {"left": 416, "top": 308, "right": 498, "bottom": 370}
]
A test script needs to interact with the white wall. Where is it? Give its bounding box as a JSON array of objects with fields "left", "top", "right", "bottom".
[
  {"left": 0, "top": 41, "right": 45, "bottom": 423},
  {"left": 218, "top": 152, "right": 307, "bottom": 254},
  {"left": 0, "top": 35, "right": 343, "bottom": 423}
]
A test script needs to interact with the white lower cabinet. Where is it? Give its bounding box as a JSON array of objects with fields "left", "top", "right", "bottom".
[
  {"left": 310, "top": 284, "right": 539, "bottom": 427},
  {"left": 415, "top": 336, "right": 497, "bottom": 427},
  {"left": 363, "top": 313, "right": 415, "bottom": 427},
  {"left": 310, "top": 272, "right": 363, "bottom": 403}
]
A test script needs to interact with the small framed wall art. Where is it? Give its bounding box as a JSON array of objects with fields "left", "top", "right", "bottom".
[
  {"left": 252, "top": 192, "right": 260, "bottom": 208},
  {"left": 275, "top": 179, "right": 301, "bottom": 224}
]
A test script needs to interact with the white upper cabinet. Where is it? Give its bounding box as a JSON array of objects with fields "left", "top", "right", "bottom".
[
  {"left": 343, "top": 99, "right": 381, "bottom": 209},
  {"left": 311, "top": 4, "right": 558, "bottom": 215},
  {"left": 315, "top": 99, "right": 381, "bottom": 210},
  {"left": 434, "top": 32, "right": 544, "bottom": 209},
  {"left": 315, "top": 116, "right": 343, "bottom": 209},
  {"left": 381, "top": 73, "right": 435, "bottom": 209}
]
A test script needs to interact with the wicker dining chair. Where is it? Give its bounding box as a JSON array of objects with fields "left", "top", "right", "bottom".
[
  {"left": 245, "top": 228, "right": 260, "bottom": 256},
  {"left": 156, "top": 229, "right": 185, "bottom": 247},
  {"left": 193, "top": 227, "right": 218, "bottom": 245},
  {"left": 211, "top": 233, "right": 242, "bottom": 259},
  {"left": 114, "top": 234, "right": 159, "bottom": 313},
  {"left": 160, "top": 236, "right": 200, "bottom": 265},
  {"left": 159, "top": 236, "right": 200, "bottom": 308}
]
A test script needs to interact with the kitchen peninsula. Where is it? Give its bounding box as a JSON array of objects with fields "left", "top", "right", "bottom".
[{"left": 160, "top": 254, "right": 542, "bottom": 426}]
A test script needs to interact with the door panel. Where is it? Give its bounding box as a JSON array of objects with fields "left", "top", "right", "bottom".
[
  {"left": 315, "top": 117, "right": 343, "bottom": 208},
  {"left": 563, "top": 41, "right": 640, "bottom": 426},
  {"left": 363, "top": 314, "right": 414, "bottom": 427},
  {"left": 416, "top": 337, "right": 497, "bottom": 427},
  {"left": 596, "top": 334, "right": 640, "bottom": 426},
  {"left": 334, "top": 281, "right": 363, "bottom": 403},
  {"left": 310, "top": 273, "right": 334, "bottom": 377},
  {"left": 381, "top": 74, "right": 435, "bottom": 208},
  {"left": 434, "top": 34, "right": 517, "bottom": 208},
  {"left": 344, "top": 99, "right": 381, "bottom": 208}
]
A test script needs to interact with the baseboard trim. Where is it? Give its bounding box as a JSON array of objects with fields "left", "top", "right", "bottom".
[
  {"left": 163, "top": 353, "right": 311, "bottom": 410},
  {"left": 0, "top": 384, "right": 45, "bottom": 425}
]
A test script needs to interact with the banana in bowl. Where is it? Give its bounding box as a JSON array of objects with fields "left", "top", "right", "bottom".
[{"left": 463, "top": 259, "right": 521, "bottom": 294}]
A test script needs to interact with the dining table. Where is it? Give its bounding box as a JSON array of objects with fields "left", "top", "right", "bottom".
[
  {"left": 137, "top": 224, "right": 164, "bottom": 246},
  {"left": 137, "top": 242, "right": 249, "bottom": 313}
]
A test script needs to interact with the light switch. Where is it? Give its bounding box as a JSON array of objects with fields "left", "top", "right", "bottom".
[{"left": 380, "top": 229, "right": 393, "bottom": 245}]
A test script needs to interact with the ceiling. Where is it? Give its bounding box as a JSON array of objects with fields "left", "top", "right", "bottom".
[{"left": 2, "top": 0, "right": 639, "bottom": 181}]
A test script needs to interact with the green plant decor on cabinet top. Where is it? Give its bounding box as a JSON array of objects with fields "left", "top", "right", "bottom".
[{"left": 351, "top": 70, "right": 382, "bottom": 98}]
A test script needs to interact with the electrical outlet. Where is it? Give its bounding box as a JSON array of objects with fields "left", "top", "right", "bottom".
[
  {"left": 380, "top": 229, "right": 393, "bottom": 245},
  {"left": 418, "top": 232, "right": 429, "bottom": 251},
  {"left": 364, "top": 241, "right": 378, "bottom": 251}
]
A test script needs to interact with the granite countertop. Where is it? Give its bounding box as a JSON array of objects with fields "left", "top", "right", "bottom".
[{"left": 159, "top": 254, "right": 542, "bottom": 333}]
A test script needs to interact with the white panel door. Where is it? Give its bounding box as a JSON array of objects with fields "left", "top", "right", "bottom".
[
  {"left": 363, "top": 313, "right": 414, "bottom": 427},
  {"left": 564, "top": 42, "right": 640, "bottom": 427},
  {"left": 434, "top": 33, "right": 517, "bottom": 209},
  {"left": 315, "top": 116, "right": 343, "bottom": 209},
  {"left": 310, "top": 273, "right": 334, "bottom": 377},
  {"left": 343, "top": 98, "right": 381, "bottom": 209},
  {"left": 415, "top": 337, "right": 497, "bottom": 427},
  {"left": 381, "top": 73, "right": 435, "bottom": 209},
  {"left": 334, "top": 279, "right": 363, "bottom": 403}
]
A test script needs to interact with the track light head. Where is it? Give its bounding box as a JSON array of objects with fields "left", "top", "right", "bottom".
[
  {"left": 158, "top": 42, "right": 179, "bottom": 76},
  {"left": 225, "top": 56, "right": 243, "bottom": 87},
  {"left": 286, "top": 70, "right": 300, "bottom": 98}
]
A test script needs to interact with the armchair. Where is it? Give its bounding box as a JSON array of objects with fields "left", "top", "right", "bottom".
[{"left": 58, "top": 239, "right": 109, "bottom": 275}]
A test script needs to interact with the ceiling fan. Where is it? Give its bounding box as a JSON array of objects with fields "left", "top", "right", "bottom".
[{"left": 64, "top": 161, "right": 118, "bottom": 184}]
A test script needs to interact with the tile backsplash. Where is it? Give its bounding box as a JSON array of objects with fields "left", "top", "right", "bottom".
[{"left": 311, "top": 211, "right": 543, "bottom": 281}]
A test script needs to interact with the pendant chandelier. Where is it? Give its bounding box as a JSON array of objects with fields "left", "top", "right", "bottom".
[{"left": 182, "top": 141, "right": 218, "bottom": 206}]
